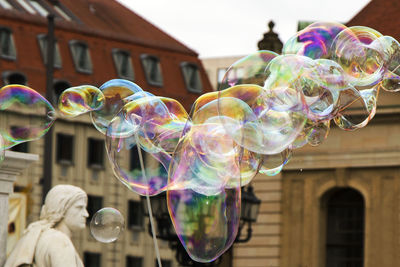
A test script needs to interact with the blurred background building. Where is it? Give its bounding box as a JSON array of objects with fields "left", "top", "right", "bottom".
[{"left": 2, "top": 0, "right": 211, "bottom": 267}]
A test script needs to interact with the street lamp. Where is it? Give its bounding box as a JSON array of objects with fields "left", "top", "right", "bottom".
[{"left": 141, "top": 185, "right": 261, "bottom": 266}]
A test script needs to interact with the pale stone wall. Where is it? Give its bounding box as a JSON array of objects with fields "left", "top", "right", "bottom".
[
  {"left": 233, "top": 173, "right": 283, "bottom": 267},
  {"left": 5, "top": 112, "right": 178, "bottom": 267}
]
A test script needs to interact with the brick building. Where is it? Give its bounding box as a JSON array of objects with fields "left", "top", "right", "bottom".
[{"left": 3, "top": 0, "right": 211, "bottom": 267}]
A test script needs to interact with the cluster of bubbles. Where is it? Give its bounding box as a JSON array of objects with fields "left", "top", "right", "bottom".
[{"left": 1, "top": 21, "right": 400, "bottom": 263}]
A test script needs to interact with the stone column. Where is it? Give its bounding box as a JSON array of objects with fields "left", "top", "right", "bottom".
[{"left": 0, "top": 151, "right": 38, "bottom": 266}]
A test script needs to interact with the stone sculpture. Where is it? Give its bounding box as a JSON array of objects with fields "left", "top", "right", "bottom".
[{"left": 5, "top": 184, "right": 88, "bottom": 267}]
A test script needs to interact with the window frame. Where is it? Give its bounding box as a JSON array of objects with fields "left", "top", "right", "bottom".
[
  {"left": 37, "top": 33, "right": 62, "bottom": 68},
  {"left": 128, "top": 200, "right": 144, "bottom": 230},
  {"left": 84, "top": 251, "right": 101, "bottom": 267},
  {"left": 112, "top": 48, "right": 135, "bottom": 81},
  {"left": 69, "top": 40, "right": 93, "bottom": 74},
  {"left": 56, "top": 133, "right": 74, "bottom": 165},
  {"left": 126, "top": 256, "right": 143, "bottom": 267},
  {"left": 87, "top": 195, "right": 103, "bottom": 224},
  {"left": 87, "top": 137, "right": 104, "bottom": 169},
  {"left": 140, "top": 54, "right": 163, "bottom": 87},
  {"left": 180, "top": 62, "right": 203, "bottom": 93},
  {"left": 0, "top": 27, "right": 16, "bottom": 60}
]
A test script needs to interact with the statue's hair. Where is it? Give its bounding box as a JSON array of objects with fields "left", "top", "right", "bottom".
[{"left": 39, "top": 184, "right": 87, "bottom": 227}]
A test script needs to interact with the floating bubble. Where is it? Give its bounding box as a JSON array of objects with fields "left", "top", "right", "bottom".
[
  {"left": 58, "top": 85, "right": 104, "bottom": 117},
  {"left": 91, "top": 79, "right": 143, "bottom": 134},
  {"left": 167, "top": 186, "right": 240, "bottom": 263},
  {"left": 0, "top": 85, "right": 55, "bottom": 149},
  {"left": 377, "top": 36, "right": 400, "bottom": 92},
  {"left": 291, "top": 119, "right": 330, "bottom": 148},
  {"left": 283, "top": 21, "right": 347, "bottom": 59},
  {"left": 0, "top": 134, "right": 5, "bottom": 163},
  {"left": 259, "top": 148, "right": 292, "bottom": 176},
  {"left": 331, "top": 26, "right": 385, "bottom": 87},
  {"left": 90, "top": 207, "right": 125, "bottom": 243},
  {"left": 106, "top": 95, "right": 188, "bottom": 196},
  {"left": 219, "top": 50, "right": 278, "bottom": 91},
  {"left": 217, "top": 84, "right": 306, "bottom": 155},
  {"left": 334, "top": 84, "right": 379, "bottom": 131}
]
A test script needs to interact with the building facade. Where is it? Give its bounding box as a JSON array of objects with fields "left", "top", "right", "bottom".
[
  {"left": 231, "top": 1, "right": 400, "bottom": 266},
  {"left": 3, "top": 1, "right": 212, "bottom": 267}
]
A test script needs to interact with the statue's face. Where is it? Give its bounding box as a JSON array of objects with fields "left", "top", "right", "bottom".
[{"left": 63, "top": 197, "right": 89, "bottom": 231}]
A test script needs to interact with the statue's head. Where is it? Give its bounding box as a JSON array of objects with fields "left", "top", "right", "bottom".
[{"left": 40, "top": 184, "right": 88, "bottom": 231}]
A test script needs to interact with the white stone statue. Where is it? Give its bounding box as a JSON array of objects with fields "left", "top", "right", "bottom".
[{"left": 5, "top": 184, "right": 89, "bottom": 267}]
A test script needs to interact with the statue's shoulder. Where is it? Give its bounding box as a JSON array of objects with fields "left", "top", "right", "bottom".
[{"left": 37, "top": 228, "right": 74, "bottom": 250}]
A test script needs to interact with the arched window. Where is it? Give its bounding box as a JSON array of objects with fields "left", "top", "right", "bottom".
[
  {"left": 53, "top": 80, "right": 70, "bottom": 103},
  {"left": 325, "top": 188, "right": 365, "bottom": 267},
  {"left": 2, "top": 71, "right": 27, "bottom": 85}
]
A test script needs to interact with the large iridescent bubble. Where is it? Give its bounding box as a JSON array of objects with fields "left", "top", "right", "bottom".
[
  {"left": 91, "top": 79, "right": 143, "bottom": 134},
  {"left": 106, "top": 94, "right": 188, "bottom": 196},
  {"left": 283, "top": 21, "right": 347, "bottom": 59},
  {"left": 0, "top": 85, "right": 55, "bottom": 149},
  {"left": 58, "top": 85, "right": 104, "bottom": 117},
  {"left": 331, "top": 26, "right": 385, "bottom": 87}
]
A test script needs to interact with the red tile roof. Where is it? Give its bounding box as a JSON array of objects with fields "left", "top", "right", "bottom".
[
  {"left": 57, "top": 0, "right": 197, "bottom": 55},
  {"left": 347, "top": 0, "right": 400, "bottom": 39}
]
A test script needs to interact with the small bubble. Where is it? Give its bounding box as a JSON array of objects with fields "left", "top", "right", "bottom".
[{"left": 90, "top": 207, "right": 125, "bottom": 243}]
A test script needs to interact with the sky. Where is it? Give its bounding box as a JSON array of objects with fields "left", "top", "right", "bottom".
[{"left": 117, "top": 0, "right": 371, "bottom": 59}]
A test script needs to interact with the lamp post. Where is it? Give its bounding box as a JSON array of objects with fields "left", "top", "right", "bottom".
[{"left": 141, "top": 185, "right": 261, "bottom": 266}]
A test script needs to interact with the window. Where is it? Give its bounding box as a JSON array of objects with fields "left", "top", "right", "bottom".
[
  {"left": 37, "top": 34, "right": 62, "bottom": 68},
  {"left": 87, "top": 195, "right": 103, "bottom": 223},
  {"left": 155, "top": 260, "right": 171, "bottom": 267},
  {"left": 10, "top": 142, "right": 28, "bottom": 153},
  {"left": 325, "top": 188, "right": 364, "bottom": 267},
  {"left": 69, "top": 40, "right": 92, "bottom": 73},
  {"left": 126, "top": 256, "right": 142, "bottom": 267},
  {"left": 128, "top": 200, "right": 143, "bottom": 229},
  {"left": 88, "top": 138, "right": 104, "bottom": 168},
  {"left": 180, "top": 62, "right": 203, "bottom": 93},
  {"left": 16, "top": 0, "right": 35, "bottom": 14},
  {"left": 112, "top": 49, "right": 134, "bottom": 80},
  {"left": 2, "top": 71, "right": 27, "bottom": 85},
  {"left": 53, "top": 80, "right": 71, "bottom": 103},
  {"left": 57, "top": 134, "right": 73, "bottom": 164},
  {"left": 159, "top": 163, "right": 168, "bottom": 178},
  {"left": 141, "top": 54, "right": 163, "bottom": 86},
  {"left": 29, "top": 0, "right": 48, "bottom": 17},
  {"left": 0, "top": 27, "right": 16, "bottom": 60},
  {"left": 54, "top": 5, "right": 72, "bottom": 21},
  {"left": 0, "top": 0, "right": 13, "bottom": 10},
  {"left": 84, "top": 252, "right": 101, "bottom": 267},
  {"left": 130, "top": 146, "right": 140, "bottom": 171}
]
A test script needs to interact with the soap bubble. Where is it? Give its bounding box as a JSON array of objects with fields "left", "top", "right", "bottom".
[
  {"left": 90, "top": 207, "right": 125, "bottom": 243},
  {"left": 167, "top": 184, "right": 240, "bottom": 263},
  {"left": 91, "top": 79, "right": 143, "bottom": 134},
  {"left": 218, "top": 50, "right": 278, "bottom": 91},
  {"left": 58, "top": 85, "right": 104, "bottom": 117},
  {"left": 331, "top": 26, "right": 385, "bottom": 87},
  {"left": 0, "top": 85, "right": 55, "bottom": 149},
  {"left": 283, "top": 21, "right": 347, "bottom": 59}
]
